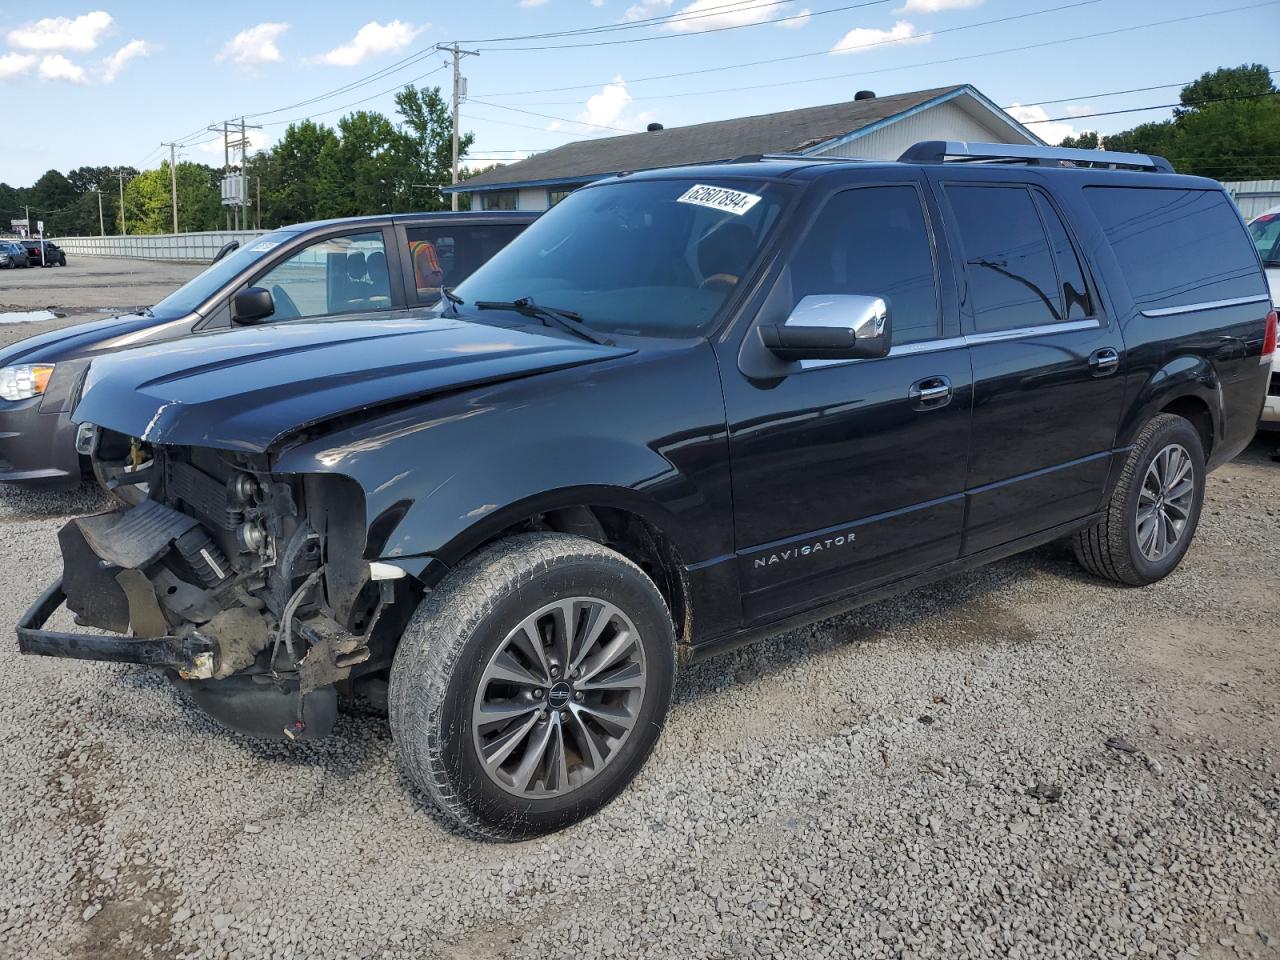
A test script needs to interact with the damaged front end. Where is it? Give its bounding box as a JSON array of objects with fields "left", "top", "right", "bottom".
[{"left": 18, "top": 425, "right": 413, "bottom": 740}]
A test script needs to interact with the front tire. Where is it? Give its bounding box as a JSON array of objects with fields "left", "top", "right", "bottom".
[
  {"left": 389, "top": 533, "right": 676, "bottom": 839},
  {"left": 1072, "top": 413, "right": 1206, "bottom": 585}
]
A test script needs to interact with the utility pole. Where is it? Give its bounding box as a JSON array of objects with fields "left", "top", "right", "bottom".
[
  {"left": 436, "top": 43, "right": 478, "bottom": 212},
  {"left": 96, "top": 190, "right": 104, "bottom": 236},
  {"left": 117, "top": 171, "right": 127, "bottom": 235},
  {"left": 163, "top": 142, "right": 180, "bottom": 234}
]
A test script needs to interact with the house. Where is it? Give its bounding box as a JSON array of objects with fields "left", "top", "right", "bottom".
[{"left": 448, "top": 83, "right": 1043, "bottom": 212}]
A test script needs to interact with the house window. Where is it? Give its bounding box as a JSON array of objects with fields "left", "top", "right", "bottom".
[
  {"left": 547, "top": 188, "right": 574, "bottom": 207},
  {"left": 480, "top": 190, "right": 519, "bottom": 211}
]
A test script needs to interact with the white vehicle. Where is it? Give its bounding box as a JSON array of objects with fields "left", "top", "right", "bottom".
[{"left": 1250, "top": 205, "right": 1280, "bottom": 429}]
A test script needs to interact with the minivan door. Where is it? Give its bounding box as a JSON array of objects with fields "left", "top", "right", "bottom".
[
  {"left": 719, "top": 179, "right": 972, "bottom": 624},
  {"left": 931, "top": 175, "right": 1126, "bottom": 554}
]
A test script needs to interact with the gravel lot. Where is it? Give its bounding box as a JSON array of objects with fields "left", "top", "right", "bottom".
[{"left": 0, "top": 265, "right": 1276, "bottom": 959}]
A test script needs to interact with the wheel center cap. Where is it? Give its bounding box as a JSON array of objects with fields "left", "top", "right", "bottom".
[{"left": 547, "top": 682, "right": 572, "bottom": 709}]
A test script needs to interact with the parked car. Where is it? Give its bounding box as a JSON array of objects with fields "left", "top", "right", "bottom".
[
  {"left": 0, "top": 241, "right": 30, "bottom": 268},
  {"left": 1248, "top": 205, "right": 1280, "bottom": 429},
  {"left": 19, "top": 143, "right": 1275, "bottom": 839},
  {"left": 0, "top": 211, "right": 535, "bottom": 487},
  {"left": 21, "top": 239, "right": 66, "bottom": 267}
]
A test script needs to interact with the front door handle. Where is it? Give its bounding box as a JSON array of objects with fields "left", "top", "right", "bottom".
[
  {"left": 909, "top": 375, "right": 952, "bottom": 410},
  {"left": 1089, "top": 347, "right": 1120, "bottom": 376}
]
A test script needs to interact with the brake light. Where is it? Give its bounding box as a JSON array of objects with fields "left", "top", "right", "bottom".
[{"left": 1264, "top": 309, "right": 1278, "bottom": 360}]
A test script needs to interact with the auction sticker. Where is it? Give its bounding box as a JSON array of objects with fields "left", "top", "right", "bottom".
[
  {"left": 249, "top": 241, "right": 280, "bottom": 253},
  {"left": 677, "top": 184, "right": 762, "bottom": 216}
]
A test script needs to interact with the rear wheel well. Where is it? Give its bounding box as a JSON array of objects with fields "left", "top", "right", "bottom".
[
  {"left": 480, "top": 505, "right": 692, "bottom": 650},
  {"left": 1159, "top": 396, "right": 1214, "bottom": 458}
]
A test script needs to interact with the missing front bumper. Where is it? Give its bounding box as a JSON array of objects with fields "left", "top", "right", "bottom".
[{"left": 17, "top": 578, "right": 216, "bottom": 675}]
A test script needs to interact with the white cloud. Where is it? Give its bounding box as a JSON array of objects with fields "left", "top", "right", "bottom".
[
  {"left": 625, "top": 0, "right": 806, "bottom": 31},
  {"left": 1005, "top": 104, "right": 1078, "bottom": 145},
  {"left": 894, "top": 0, "right": 981, "bottom": 12},
  {"left": 312, "top": 20, "right": 422, "bottom": 67},
  {"left": 0, "top": 52, "right": 37, "bottom": 79},
  {"left": 591, "top": 0, "right": 605, "bottom": 6},
  {"left": 7, "top": 11, "right": 113, "bottom": 52},
  {"left": 778, "top": 8, "right": 810, "bottom": 28},
  {"left": 623, "top": 0, "right": 672, "bottom": 21},
  {"left": 217, "top": 23, "right": 288, "bottom": 66},
  {"left": 830, "top": 20, "right": 928, "bottom": 54},
  {"left": 581, "top": 75, "right": 632, "bottom": 128},
  {"left": 520, "top": 0, "right": 550, "bottom": 6},
  {"left": 101, "top": 39, "right": 153, "bottom": 82},
  {"left": 37, "top": 54, "right": 87, "bottom": 83},
  {"left": 1062, "top": 104, "right": 1096, "bottom": 118}
]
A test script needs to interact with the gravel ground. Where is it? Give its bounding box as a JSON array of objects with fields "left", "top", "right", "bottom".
[{"left": 0, "top": 439, "right": 1277, "bottom": 960}]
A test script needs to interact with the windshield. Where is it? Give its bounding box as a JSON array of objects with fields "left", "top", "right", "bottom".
[
  {"left": 149, "top": 230, "right": 299, "bottom": 318},
  {"left": 452, "top": 177, "right": 791, "bottom": 336},
  {"left": 1250, "top": 212, "right": 1280, "bottom": 264}
]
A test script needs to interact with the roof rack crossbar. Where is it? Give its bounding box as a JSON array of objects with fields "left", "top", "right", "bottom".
[{"left": 898, "top": 140, "right": 1173, "bottom": 173}]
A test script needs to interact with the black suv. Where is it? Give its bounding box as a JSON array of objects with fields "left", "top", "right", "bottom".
[
  {"left": 19, "top": 142, "right": 1275, "bottom": 839},
  {"left": 21, "top": 239, "right": 66, "bottom": 266}
]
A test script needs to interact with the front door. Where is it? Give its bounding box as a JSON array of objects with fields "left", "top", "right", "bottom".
[
  {"left": 719, "top": 179, "right": 972, "bottom": 624},
  {"left": 930, "top": 176, "right": 1127, "bottom": 554}
]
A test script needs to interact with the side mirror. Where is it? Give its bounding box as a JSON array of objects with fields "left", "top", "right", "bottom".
[
  {"left": 758, "top": 294, "right": 892, "bottom": 362},
  {"left": 232, "top": 286, "right": 275, "bottom": 325}
]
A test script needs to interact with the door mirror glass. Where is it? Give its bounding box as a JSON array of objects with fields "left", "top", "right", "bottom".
[
  {"left": 760, "top": 294, "right": 892, "bottom": 361},
  {"left": 232, "top": 286, "right": 275, "bottom": 325}
]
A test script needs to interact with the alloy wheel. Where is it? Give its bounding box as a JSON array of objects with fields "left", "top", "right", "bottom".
[
  {"left": 471, "top": 597, "right": 647, "bottom": 798},
  {"left": 1136, "top": 442, "right": 1195, "bottom": 562}
]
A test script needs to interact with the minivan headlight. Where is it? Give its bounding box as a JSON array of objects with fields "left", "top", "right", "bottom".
[{"left": 0, "top": 364, "right": 55, "bottom": 401}]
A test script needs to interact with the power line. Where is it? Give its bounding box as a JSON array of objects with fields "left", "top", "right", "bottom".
[
  {"left": 1018, "top": 89, "right": 1280, "bottom": 125},
  {"left": 1015, "top": 71, "right": 1280, "bottom": 109},
  {"left": 258, "top": 64, "right": 450, "bottom": 128},
  {"left": 473, "top": 0, "right": 895, "bottom": 51},
  {"left": 458, "top": 0, "right": 802, "bottom": 43},
  {"left": 468, "top": 99, "right": 641, "bottom": 135},
  {"left": 474, "top": 0, "right": 1271, "bottom": 99}
]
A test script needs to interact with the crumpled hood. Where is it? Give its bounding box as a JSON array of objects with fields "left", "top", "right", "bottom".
[
  {"left": 0, "top": 312, "right": 164, "bottom": 365},
  {"left": 74, "top": 316, "right": 633, "bottom": 453}
]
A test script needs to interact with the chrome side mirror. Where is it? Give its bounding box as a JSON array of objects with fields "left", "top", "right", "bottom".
[{"left": 759, "top": 294, "right": 892, "bottom": 362}]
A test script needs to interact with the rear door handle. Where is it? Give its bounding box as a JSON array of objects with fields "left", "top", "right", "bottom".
[
  {"left": 1089, "top": 347, "right": 1120, "bottom": 376},
  {"left": 909, "top": 375, "right": 952, "bottom": 410}
]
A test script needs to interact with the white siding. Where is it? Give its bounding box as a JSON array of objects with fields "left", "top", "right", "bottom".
[
  {"left": 518, "top": 187, "right": 551, "bottom": 211},
  {"left": 812, "top": 99, "right": 1027, "bottom": 161},
  {"left": 1223, "top": 180, "right": 1280, "bottom": 220}
]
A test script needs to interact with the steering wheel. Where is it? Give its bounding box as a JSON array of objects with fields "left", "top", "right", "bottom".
[
  {"left": 271, "top": 284, "right": 301, "bottom": 321},
  {"left": 700, "top": 273, "right": 739, "bottom": 292}
]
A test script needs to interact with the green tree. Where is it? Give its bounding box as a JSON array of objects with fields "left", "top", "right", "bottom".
[
  {"left": 255, "top": 120, "right": 340, "bottom": 227},
  {"left": 313, "top": 110, "right": 409, "bottom": 219},
  {"left": 122, "top": 162, "right": 222, "bottom": 233},
  {"left": 1058, "top": 131, "right": 1099, "bottom": 150},
  {"left": 1176, "top": 63, "right": 1275, "bottom": 117},
  {"left": 394, "top": 84, "right": 471, "bottom": 212}
]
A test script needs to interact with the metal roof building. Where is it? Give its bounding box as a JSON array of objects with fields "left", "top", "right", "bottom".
[{"left": 447, "top": 84, "right": 1043, "bottom": 212}]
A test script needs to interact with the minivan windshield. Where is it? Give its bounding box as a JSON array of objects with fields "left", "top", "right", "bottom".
[
  {"left": 149, "top": 230, "right": 299, "bottom": 318},
  {"left": 451, "top": 178, "right": 791, "bottom": 337}
]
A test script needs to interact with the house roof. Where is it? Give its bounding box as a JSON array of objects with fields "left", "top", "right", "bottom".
[{"left": 452, "top": 84, "right": 1034, "bottom": 193}]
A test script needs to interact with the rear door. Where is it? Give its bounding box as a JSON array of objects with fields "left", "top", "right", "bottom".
[
  {"left": 930, "top": 173, "right": 1126, "bottom": 553},
  {"left": 719, "top": 176, "right": 972, "bottom": 623}
]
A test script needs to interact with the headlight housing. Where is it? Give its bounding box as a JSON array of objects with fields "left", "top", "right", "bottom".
[{"left": 0, "top": 364, "right": 55, "bottom": 401}]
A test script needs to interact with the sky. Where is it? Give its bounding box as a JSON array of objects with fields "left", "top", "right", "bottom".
[{"left": 0, "top": 0, "right": 1276, "bottom": 187}]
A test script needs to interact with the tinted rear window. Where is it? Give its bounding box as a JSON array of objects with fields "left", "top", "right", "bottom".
[{"left": 1085, "top": 186, "right": 1265, "bottom": 310}]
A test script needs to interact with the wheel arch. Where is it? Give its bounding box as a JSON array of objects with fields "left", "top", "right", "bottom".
[
  {"left": 420, "top": 486, "right": 695, "bottom": 649},
  {"left": 1119, "top": 354, "right": 1223, "bottom": 458}
]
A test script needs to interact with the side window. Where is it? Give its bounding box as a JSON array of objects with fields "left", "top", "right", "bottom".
[
  {"left": 405, "top": 223, "right": 525, "bottom": 302},
  {"left": 789, "top": 185, "right": 940, "bottom": 345},
  {"left": 946, "top": 184, "right": 1062, "bottom": 333},
  {"left": 254, "top": 231, "right": 391, "bottom": 321},
  {"left": 1085, "top": 186, "right": 1268, "bottom": 310},
  {"left": 1033, "top": 192, "right": 1094, "bottom": 320}
]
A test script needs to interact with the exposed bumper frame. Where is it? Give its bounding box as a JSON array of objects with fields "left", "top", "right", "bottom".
[{"left": 17, "top": 578, "right": 216, "bottom": 674}]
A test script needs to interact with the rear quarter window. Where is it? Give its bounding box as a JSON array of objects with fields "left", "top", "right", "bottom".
[{"left": 1085, "top": 186, "right": 1266, "bottom": 311}]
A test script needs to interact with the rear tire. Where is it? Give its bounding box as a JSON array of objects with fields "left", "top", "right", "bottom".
[
  {"left": 389, "top": 533, "right": 676, "bottom": 839},
  {"left": 1072, "top": 413, "right": 1205, "bottom": 585}
]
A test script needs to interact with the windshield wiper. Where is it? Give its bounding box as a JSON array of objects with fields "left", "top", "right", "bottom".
[
  {"left": 474, "top": 297, "right": 614, "bottom": 346},
  {"left": 439, "top": 287, "right": 463, "bottom": 319}
]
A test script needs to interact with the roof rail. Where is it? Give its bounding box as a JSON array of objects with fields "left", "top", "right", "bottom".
[{"left": 898, "top": 140, "right": 1174, "bottom": 173}]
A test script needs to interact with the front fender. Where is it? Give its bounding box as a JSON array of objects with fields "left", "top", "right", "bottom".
[{"left": 272, "top": 341, "right": 732, "bottom": 573}]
